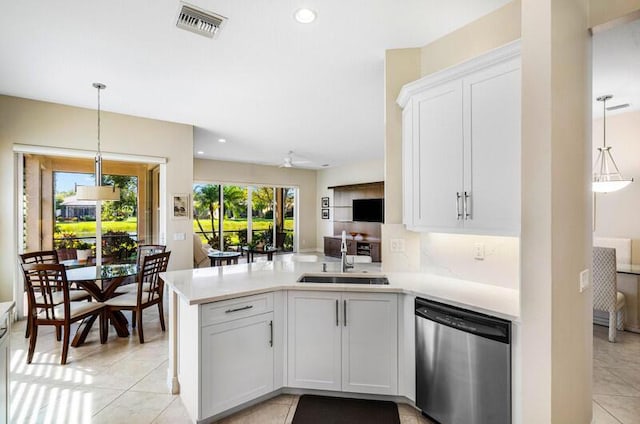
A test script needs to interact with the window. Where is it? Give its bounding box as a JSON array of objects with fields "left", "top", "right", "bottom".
[{"left": 193, "top": 183, "right": 296, "bottom": 252}]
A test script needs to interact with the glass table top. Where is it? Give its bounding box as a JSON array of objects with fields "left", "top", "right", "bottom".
[{"left": 65, "top": 264, "right": 138, "bottom": 281}]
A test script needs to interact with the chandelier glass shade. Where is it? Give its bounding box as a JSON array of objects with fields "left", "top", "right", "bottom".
[{"left": 592, "top": 94, "right": 633, "bottom": 193}]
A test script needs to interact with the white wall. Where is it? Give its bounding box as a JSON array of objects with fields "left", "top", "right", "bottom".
[
  {"left": 0, "top": 95, "right": 194, "bottom": 301},
  {"left": 315, "top": 159, "right": 384, "bottom": 250},
  {"left": 420, "top": 233, "right": 519, "bottom": 290}
]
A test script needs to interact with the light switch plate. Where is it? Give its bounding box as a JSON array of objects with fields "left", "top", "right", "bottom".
[
  {"left": 173, "top": 232, "right": 186, "bottom": 241},
  {"left": 390, "top": 238, "right": 405, "bottom": 252},
  {"left": 579, "top": 269, "right": 590, "bottom": 292}
]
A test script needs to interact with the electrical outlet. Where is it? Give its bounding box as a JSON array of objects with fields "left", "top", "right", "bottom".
[
  {"left": 173, "top": 232, "right": 186, "bottom": 241},
  {"left": 390, "top": 238, "right": 405, "bottom": 252},
  {"left": 474, "top": 243, "right": 485, "bottom": 260},
  {"left": 579, "top": 269, "right": 590, "bottom": 293}
]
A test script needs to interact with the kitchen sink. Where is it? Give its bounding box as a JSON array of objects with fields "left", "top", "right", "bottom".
[{"left": 297, "top": 274, "right": 389, "bottom": 285}]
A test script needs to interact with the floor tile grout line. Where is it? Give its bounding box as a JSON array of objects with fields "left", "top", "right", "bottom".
[
  {"left": 150, "top": 396, "right": 180, "bottom": 423},
  {"left": 593, "top": 398, "right": 624, "bottom": 424}
]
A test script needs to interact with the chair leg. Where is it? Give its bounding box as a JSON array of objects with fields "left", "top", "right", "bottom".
[
  {"left": 55, "top": 325, "right": 62, "bottom": 342},
  {"left": 61, "top": 323, "right": 70, "bottom": 365},
  {"left": 27, "top": 324, "right": 38, "bottom": 364},
  {"left": 132, "top": 311, "right": 136, "bottom": 328},
  {"left": 617, "top": 308, "right": 625, "bottom": 331},
  {"left": 158, "top": 302, "right": 166, "bottom": 332},
  {"left": 137, "top": 310, "right": 144, "bottom": 343},
  {"left": 608, "top": 311, "right": 617, "bottom": 343},
  {"left": 25, "top": 313, "right": 31, "bottom": 338},
  {"left": 99, "top": 311, "right": 108, "bottom": 344}
]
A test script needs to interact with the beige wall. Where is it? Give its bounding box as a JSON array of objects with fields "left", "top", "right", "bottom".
[
  {"left": 521, "top": 0, "right": 592, "bottom": 422},
  {"left": 193, "top": 158, "right": 317, "bottom": 252},
  {"left": 0, "top": 95, "right": 194, "bottom": 301},
  {"left": 419, "top": 1, "right": 522, "bottom": 77},
  {"left": 590, "top": 0, "right": 640, "bottom": 28},
  {"left": 315, "top": 159, "right": 384, "bottom": 250}
]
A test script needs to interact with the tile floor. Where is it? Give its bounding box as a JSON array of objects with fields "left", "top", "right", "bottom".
[{"left": 9, "top": 303, "right": 640, "bottom": 423}]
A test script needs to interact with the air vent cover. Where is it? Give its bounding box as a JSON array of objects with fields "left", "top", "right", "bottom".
[{"left": 177, "top": 3, "right": 226, "bottom": 38}]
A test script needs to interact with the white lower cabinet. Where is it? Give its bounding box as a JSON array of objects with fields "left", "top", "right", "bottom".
[
  {"left": 287, "top": 291, "right": 398, "bottom": 395},
  {"left": 199, "top": 295, "right": 275, "bottom": 419}
]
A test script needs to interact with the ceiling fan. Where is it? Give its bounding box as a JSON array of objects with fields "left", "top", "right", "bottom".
[{"left": 279, "top": 151, "right": 311, "bottom": 168}]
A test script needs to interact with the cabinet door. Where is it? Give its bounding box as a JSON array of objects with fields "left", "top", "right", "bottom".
[
  {"left": 463, "top": 57, "right": 521, "bottom": 234},
  {"left": 402, "top": 102, "right": 414, "bottom": 226},
  {"left": 287, "top": 291, "right": 342, "bottom": 391},
  {"left": 323, "top": 237, "right": 341, "bottom": 258},
  {"left": 414, "top": 80, "right": 464, "bottom": 230},
  {"left": 200, "top": 312, "right": 274, "bottom": 418},
  {"left": 342, "top": 292, "right": 398, "bottom": 395}
]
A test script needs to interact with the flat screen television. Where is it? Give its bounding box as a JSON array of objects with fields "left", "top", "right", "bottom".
[{"left": 352, "top": 198, "right": 384, "bottom": 223}]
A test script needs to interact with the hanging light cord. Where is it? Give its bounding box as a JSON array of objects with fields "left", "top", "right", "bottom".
[
  {"left": 97, "top": 84, "right": 101, "bottom": 156},
  {"left": 602, "top": 95, "right": 607, "bottom": 148}
]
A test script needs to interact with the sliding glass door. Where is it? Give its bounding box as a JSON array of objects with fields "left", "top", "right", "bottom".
[{"left": 193, "top": 183, "right": 296, "bottom": 252}]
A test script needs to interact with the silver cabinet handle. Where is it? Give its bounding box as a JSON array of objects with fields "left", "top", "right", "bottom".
[
  {"left": 225, "top": 305, "right": 253, "bottom": 314},
  {"left": 336, "top": 299, "right": 339, "bottom": 326},
  {"left": 269, "top": 320, "right": 273, "bottom": 347},
  {"left": 456, "top": 192, "right": 462, "bottom": 220},
  {"left": 343, "top": 300, "right": 347, "bottom": 327},
  {"left": 464, "top": 191, "right": 471, "bottom": 220}
]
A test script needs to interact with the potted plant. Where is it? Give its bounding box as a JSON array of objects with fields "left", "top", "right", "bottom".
[{"left": 75, "top": 241, "right": 93, "bottom": 262}]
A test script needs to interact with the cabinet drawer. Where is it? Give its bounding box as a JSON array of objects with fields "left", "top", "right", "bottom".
[{"left": 201, "top": 293, "right": 274, "bottom": 327}]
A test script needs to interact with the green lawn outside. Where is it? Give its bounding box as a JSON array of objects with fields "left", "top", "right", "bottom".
[
  {"left": 54, "top": 217, "right": 294, "bottom": 238},
  {"left": 55, "top": 218, "right": 138, "bottom": 237},
  {"left": 194, "top": 218, "right": 294, "bottom": 233}
]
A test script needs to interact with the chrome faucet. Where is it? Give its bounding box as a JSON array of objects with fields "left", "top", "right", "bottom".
[
  {"left": 341, "top": 248, "right": 354, "bottom": 273},
  {"left": 341, "top": 251, "right": 354, "bottom": 273}
]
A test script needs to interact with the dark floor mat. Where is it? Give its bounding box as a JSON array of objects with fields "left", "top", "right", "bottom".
[{"left": 292, "top": 394, "right": 401, "bottom": 424}]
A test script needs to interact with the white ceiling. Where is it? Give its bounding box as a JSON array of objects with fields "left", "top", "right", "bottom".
[
  {"left": 593, "top": 18, "right": 640, "bottom": 118},
  {"left": 0, "top": 0, "right": 511, "bottom": 169}
]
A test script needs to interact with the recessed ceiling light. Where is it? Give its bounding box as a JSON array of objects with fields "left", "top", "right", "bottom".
[
  {"left": 294, "top": 8, "right": 316, "bottom": 24},
  {"left": 218, "top": 138, "right": 227, "bottom": 143},
  {"left": 197, "top": 150, "right": 204, "bottom": 155}
]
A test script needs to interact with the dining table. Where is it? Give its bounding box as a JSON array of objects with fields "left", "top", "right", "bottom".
[
  {"left": 65, "top": 263, "right": 138, "bottom": 346},
  {"left": 242, "top": 246, "right": 278, "bottom": 262},
  {"left": 208, "top": 251, "right": 242, "bottom": 267}
]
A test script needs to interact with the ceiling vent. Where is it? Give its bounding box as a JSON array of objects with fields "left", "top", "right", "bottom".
[{"left": 176, "top": 3, "right": 226, "bottom": 38}]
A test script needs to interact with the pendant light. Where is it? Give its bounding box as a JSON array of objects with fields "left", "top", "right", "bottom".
[
  {"left": 76, "top": 83, "right": 121, "bottom": 201},
  {"left": 592, "top": 94, "right": 633, "bottom": 193}
]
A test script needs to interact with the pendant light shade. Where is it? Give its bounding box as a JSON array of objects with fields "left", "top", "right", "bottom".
[
  {"left": 592, "top": 94, "right": 633, "bottom": 193},
  {"left": 76, "top": 83, "right": 121, "bottom": 201}
]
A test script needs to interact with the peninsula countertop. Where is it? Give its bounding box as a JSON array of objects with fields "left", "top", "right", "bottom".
[{"left": 161, "top": 261, "right": 519, "bottom": 321}]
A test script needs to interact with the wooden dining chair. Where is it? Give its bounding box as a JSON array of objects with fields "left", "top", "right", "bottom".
[
  {"left": 19, "top": 251, "right": 92, "bottom": 339},
  {"left": 105, "top": 251, "right": 171, "bottom": 343},
  {"left": 136, "top": 245, "right": 166, "bottom": 268},
  {"left": 20, "top": 263, "right": 107, "bottom": 364}
]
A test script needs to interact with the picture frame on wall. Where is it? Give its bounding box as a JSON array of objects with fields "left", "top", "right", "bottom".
[
  {"left": 321, "top": 197, "right": 330, "bottom": 208},
  {"left": 172, "top": 193, "right": 190, "bottom": 220},
  {"left": 322, "top": 208, "right": 330, "bottom": 220}
]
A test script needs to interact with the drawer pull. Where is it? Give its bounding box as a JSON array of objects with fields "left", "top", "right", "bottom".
[
  {"left": 269, "top": 321, "right": 273, "bottom": 347},
  {"left": 225, "top": 305, "right": 253, "bottom": 314}
]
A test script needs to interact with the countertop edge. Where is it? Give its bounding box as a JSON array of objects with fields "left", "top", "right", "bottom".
[{"left": 161, "top": 267, "right": 520, "bottom": 322}]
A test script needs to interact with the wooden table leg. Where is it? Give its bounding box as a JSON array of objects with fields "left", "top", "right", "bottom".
[
  {"left": 267, "top": 252, "right": 274, "bottom": 261},
  {"left": 71, "top": 315, "right": 98, "bottom": 347},
  {"left": 110, "top": 311, "right": 130, "bottom": 337}
]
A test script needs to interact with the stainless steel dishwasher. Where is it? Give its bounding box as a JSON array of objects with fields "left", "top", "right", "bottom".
[{"left": 415, "top": 297, "right": 511, "bottom": 424}]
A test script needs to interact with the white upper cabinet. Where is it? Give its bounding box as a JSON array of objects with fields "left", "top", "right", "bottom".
[{"left": 398, "top": 41, "right": 521, "bottom": 236}]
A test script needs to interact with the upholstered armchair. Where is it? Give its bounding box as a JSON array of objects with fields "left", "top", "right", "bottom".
[
  {"left": 593, "top": 246, "right": 626, "bottom": 342},
  {"left": 193, "top": 233, "right": 212, "bottom": 268}
]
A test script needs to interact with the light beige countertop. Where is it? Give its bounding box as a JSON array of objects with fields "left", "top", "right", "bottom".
[{"left": 161, "top": 261, "right": 519, "bottom": 321}]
